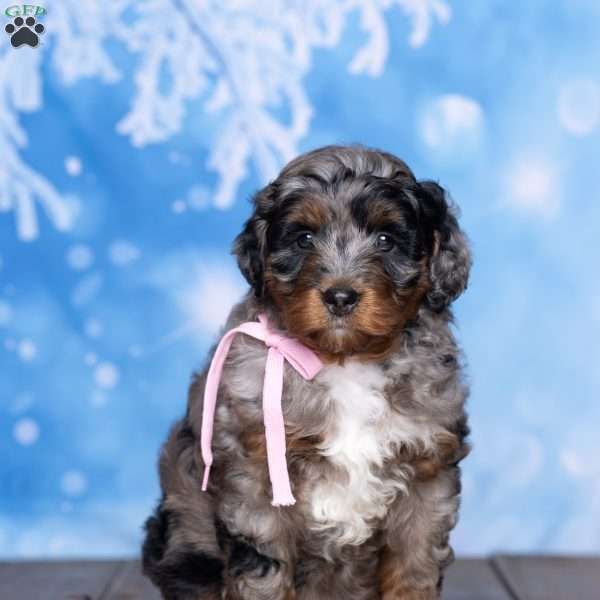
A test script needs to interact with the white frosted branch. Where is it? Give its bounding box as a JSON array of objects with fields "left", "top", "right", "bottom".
[
  {"left": 208, "top": 116, "right": 251, "bottom": 210},
  {"left": 348, "top": 0, "right": 389, "bottom": 76},
  {"left": 0, "top": 48, "right": 74, "bottom": 241},
  {"left": 0, "top": 135, "right": 75, "bottom": 241},
  {"left": 397, "top": 0, "right": 451, "bottom": 48},
  {"left": 48, "top": 0, "right": 124, "bottom": 84},
  {"left": 0, "top": 0, "right": 451, "bottom": 241},
  {"left": 116, "top": 3, "right": 213, "bottom": 145}
]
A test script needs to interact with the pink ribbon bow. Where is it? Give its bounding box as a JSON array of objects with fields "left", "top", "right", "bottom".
[{"left": 200, "top": 313, "right": 323, "bottom": 506}]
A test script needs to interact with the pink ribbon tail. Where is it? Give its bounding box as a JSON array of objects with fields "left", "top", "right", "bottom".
[
  {"left": 200, "top": 328, "right": 239, "bottom": 491},
  {"left": 201, "top": 464, "right": 211, "bottom": 491},
  {"left": 262, "top": 347, "right": 296, "bottom": 506}
]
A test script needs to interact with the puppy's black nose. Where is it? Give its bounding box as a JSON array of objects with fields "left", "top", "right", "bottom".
[{"left": 322, "top": 287, "right": 359, "bottom": 316}]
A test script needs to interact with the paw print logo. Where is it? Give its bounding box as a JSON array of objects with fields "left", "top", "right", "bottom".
[{"left": 5, "top": 16, "right": 45, "bottom": 48}]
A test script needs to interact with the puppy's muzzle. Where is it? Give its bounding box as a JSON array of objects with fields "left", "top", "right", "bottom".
[{"left": 322, "top": 287, "right": 360, "bottom": 316}]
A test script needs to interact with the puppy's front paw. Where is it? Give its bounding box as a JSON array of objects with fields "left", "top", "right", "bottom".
[
  {"left": 223, "top": 537, "right": 292, "bottom": 600},
  {"left": 224, "top": 567, "right": 291, "bottom": 600},
  {"left": 228, "top": 538, "right": 280, "bottom": 579}
]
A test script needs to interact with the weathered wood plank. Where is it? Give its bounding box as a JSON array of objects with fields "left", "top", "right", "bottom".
[
  {"left": 2, "top": 559, "right": 509, "bottom": 599},
  {"left": 492, "top": 555, "right": 600, "bottom": 600},
  {"left": 0, "top": 560, "right": 122, "bottom": 600},
  {"left": 0, "top": 563, "right": 20, "bottom": 588},
  {"left": 2, "top": 557, "right": 600, "bottom": 600},
  {"left": 101, "top": 559, "right": 517, "bottom": 600},
  {"left": 443, "top": 559, "right": 514, "bottom": 600},
  {"left": 99, "top": 560, "right": 161, "bottom": 600}
]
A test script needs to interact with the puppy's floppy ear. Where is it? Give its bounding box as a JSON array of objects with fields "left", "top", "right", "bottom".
[
  {"left": 417, "top": 181, "right": 472, "bottom": 312},
  {"left": 232, "top": 186, "right": 273, "bottom": 298}
]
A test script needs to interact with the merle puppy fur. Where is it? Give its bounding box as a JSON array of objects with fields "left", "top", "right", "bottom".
[{"left": 142, "top": 145, "right": 471, "bottom": 600}]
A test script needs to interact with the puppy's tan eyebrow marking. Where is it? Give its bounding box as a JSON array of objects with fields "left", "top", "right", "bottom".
[
  {"left": 364, "top": 201, "right": 405, "bottom": 231},
  {"left": 286, "top": 196, "right": 332, "bottom": 230}
]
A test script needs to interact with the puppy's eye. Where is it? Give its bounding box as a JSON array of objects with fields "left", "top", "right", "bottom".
[
  {"left": 376, "top": 233, "right": 395, "bottom": 252},
  {"left": 296, "top": 232, "right": 314, "bottom": 249}
]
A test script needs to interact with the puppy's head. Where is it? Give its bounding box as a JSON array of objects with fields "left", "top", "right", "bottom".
[{"left": 233, "top": 145, "right": 471, "bottom": 361}]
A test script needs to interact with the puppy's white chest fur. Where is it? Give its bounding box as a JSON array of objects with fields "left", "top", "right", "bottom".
[{"left": 309, "top": 360, "right": 435, "bottom": 545}]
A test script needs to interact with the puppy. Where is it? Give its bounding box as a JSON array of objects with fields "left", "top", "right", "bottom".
[{"left": 142, "top": 145, "right": 471, "bottom": 600}]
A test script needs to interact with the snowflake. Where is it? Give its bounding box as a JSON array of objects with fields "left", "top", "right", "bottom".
[{"left": 0, "top": 0, "right": 450, "bottom": 240}]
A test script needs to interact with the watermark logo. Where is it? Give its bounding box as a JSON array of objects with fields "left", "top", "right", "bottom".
[{"left": 4, "top": 5, "right": 45, "bottom": 47}]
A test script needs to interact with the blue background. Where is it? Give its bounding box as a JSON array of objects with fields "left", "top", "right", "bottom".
[{"left": 1, "top": 1, "right": 600, "bottom": 557}]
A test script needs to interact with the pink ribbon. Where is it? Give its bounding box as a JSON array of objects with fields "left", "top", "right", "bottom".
[{"left": 200, "top": 313, "right": 323, "bottom": 506}]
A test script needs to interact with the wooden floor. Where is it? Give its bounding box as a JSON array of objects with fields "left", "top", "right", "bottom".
[{"left": 0, "top": 556, "right": 599, "bottom": 600}]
